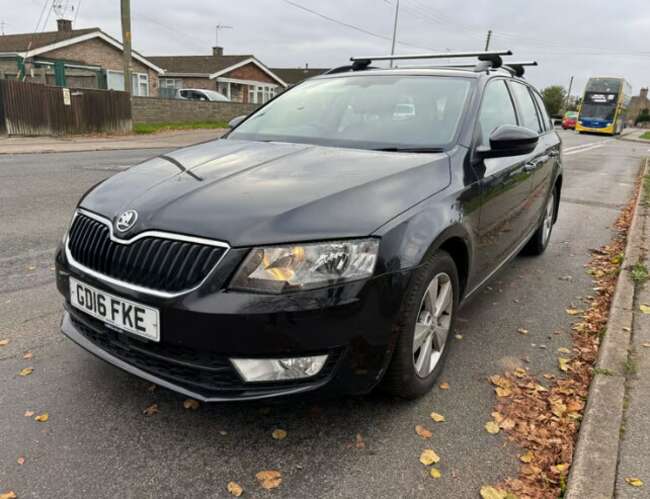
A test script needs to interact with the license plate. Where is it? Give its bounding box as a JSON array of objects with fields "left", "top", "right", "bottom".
[{"left": 69, "top": 278, "right": 160, "bottom": 342}]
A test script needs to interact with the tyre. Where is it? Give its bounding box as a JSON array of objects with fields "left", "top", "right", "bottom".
[
  {"left": 523, "top": 187, "right": 556, "bottom": 256},
  {"left": 382, "top": 250, "right": 459, "bottom": 399}
]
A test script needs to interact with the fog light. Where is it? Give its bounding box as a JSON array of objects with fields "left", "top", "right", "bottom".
[{"left": 230, "top": 355, "right": 328, "bottom": 382}]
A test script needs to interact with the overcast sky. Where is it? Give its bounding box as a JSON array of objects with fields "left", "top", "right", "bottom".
[{"left": 2, "top": 0, "right": 649, "bottom": 95}]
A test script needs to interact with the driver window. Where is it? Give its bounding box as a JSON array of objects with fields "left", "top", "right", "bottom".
[{"left": 477, "top": 80, "right": 518, "bottom": 146}]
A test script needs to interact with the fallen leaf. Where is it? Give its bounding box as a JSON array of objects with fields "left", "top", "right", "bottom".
[
  {"left": 480, "top": 485, "right": 510, "bottom": 499},
  {"left": 355, "top": 433, "right": 365, "bottom": 449},
  {"left": 517, "top": 328, "right": 529, "bottom": 335},
  {"left": 143, "top": 404, "right": 159, "bottom": 416},
  {"left": 521, "top": 463, "right": 542, "bottom": 476},
  {"left": 430, "top": 412, "right": 445, "bottom": 423},
  {"left": 550, "top": 399, "right": 567, "bottom": 418},
  {"left": 256, "top": 470, "right": 282, "bottom": 489},
  {"left": 640, "top": 305, "right": 650, "bottom": 314},
  {"left": 0, "top": 492, "right": 17, "bottom": 499},
  {"left": 495, "top": 387, "right": 513, "bottom": 398},
  {"left": 183, "top": 399, "right": 200, "bottom": 410},
  {"left": 415, "top": 425, "right": 433, "bottom": 439},
  {"left": 566, "top": 308, "right": 584, "bottom": 316},
  {"left": 439, "top": 382, "right": 449, "bottom": 390},
  {"left": 23, "top": 351, "right": 33, "bottom": 360},
  {"left": 499, "top": 418, "right": 515, "bottom": 430},
  {"left": 557, "top": 347, "right": 571, "bottom": 354},
  {"left": 27, "top": 265, "right": 36, "bottom": 271},
  {"left": 489, "top": 375, "right": 511, "bottom": 389},
  {"left": 520, "top": 451, "right": 534, "bottom": 463},
  {"left": 513, "top": 367, "right": 527, "bottom": 378},
  {"left": 24, "top": 410, "right": 34, "bottom": 417},
  {"left": 227, "top": 481, "right": 244, "bottom": 497},
  {"left": 219, "top": 430, "right": 228, "bottom": 436},
  {"left": 272, "top": 429, "right": 287, "bottom": 440},
  {"left": 17, "top": 456, "right": 25, "bottom": 465},
  {"left": 558, "top": 357, "right": 570, "bottom": 372},
  {"left": 551, "top": 463, "right": 569, "bottom": 474},
  {"left": 0, "top": 339, "right": 9, "bottom": 346},
  {"left": 455, "top": 334, "right": 463, "bottom": 340},
  {"left": 430, "top": 468, "right": 442, "bottom": 479},
  {"left": 18, "top": 367, "right": 33, "bottom": 377},
  {"left": 34, "top": 412, "right": 48, "bottom": 422},
  {"left": 559, "top": 275, "right": 573, "bottom": 281},
  {"left": 625, "top": 477, "right": 644, "bottom": 487},
  {"left": 642, "top": 343, "right": 650, "bottom": 348},
  {"left": 485, "top": 421, "right": 500, "bottom": 434},
  {"left": 419, "top": 449, "right": 440, "bottom": 465}
]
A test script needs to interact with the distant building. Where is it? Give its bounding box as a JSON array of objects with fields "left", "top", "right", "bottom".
[
  {"left": 627, "top": 87, "right": 649, "bottom": 123},
  {"left": 0, "top": 18, "right": 163, "bottom": 96},
  {"left": 270, "top": 65, "right": 329, "bottom": 86},
  {"left": 148, "top": 48, "right": 288, "bottom": 104}
]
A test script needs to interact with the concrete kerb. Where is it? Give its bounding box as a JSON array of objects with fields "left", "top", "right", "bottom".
[{"left": 566, "top": 157, "right": 649, "bottom": 499}]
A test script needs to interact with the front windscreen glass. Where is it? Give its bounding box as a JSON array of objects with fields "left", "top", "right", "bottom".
[
  {"left": 229, "top": 75, "right": 473, "bottom": 150},
  {"left": 582, "top": 92, "right": 618, "bottom": 120}
]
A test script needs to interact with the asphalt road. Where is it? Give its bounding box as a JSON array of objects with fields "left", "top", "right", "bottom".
[{"left": 0, "top": 132, "right": 648, "bottom": 498}]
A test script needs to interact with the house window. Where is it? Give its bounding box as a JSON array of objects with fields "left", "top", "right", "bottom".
[
  {"left": 106, "top": 70, "right": 149, "bottom": 96},
  {"left": 247, "top": 84, "right": 277, "bottom": 104}
]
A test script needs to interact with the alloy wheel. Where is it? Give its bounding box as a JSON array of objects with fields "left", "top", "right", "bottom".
[
  {"left": 412, "top": 272, "right": 453, "bottom": 378},
  {"left": 542, "top": 191, "right": 555, "bottom": 245}
]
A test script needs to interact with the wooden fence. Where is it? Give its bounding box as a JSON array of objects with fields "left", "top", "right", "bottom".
[{"left": 0, "top": 79, "right": 132, "bottom": 136}]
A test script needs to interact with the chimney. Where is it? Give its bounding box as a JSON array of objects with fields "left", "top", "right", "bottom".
[
  {"left": 57, "top": 18, "right": 72, "bottom": 32},
  {"left": 212, "top": 46, "right": 224, "bottom": 57},
  {"left": 641, "top": 88, "right": 649, "bottom": 101}
]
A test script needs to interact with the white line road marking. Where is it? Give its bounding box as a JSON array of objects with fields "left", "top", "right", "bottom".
[{"left": 564, "top": 140, "right": 612, "bottom": 156}]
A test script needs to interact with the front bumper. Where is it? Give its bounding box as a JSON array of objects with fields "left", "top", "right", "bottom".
[{"left": 56, "top": 246, "right": 411, "bottom": 401}]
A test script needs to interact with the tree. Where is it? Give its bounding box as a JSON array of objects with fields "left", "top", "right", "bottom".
[
  {"left": 636, "top": 108, "right": 650, "bottom": 125},
  {"left": 541, "top": 85, "right": 567, "bottom": 117}
]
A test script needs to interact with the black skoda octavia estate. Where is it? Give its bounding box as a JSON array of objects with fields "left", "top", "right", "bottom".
[{"left": 55, "top": 52, "right": 562, "bottom": 401}]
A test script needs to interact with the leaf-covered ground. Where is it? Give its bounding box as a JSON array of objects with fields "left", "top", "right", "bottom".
[{"left": 483, "top": 179, "right": 638, "bottom": 499}]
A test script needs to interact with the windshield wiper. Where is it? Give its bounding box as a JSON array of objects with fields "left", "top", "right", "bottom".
[{"left": 373, "top": 147, "right": 445, "bottom": 153}]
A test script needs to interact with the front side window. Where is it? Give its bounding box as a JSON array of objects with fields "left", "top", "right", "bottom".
[
  {"left": 477, "top": 80, "right": 518, "bottom": 146},
  {"left": 531, "top": 90, "right": 552, "bottom": 131},
  {"left": 230, "top": 75, "right": 473, "bottom": 150},
  {"left": 510, "top": 82, "right": 542, "bottom": 133}
]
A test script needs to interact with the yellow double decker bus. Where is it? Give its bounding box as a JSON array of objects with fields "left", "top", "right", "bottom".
[{"left": 576, "top": 77, "right": 632, "bottom": 135}]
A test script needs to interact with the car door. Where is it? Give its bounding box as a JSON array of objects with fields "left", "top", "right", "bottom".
[
  {"left": 473, "top": 79, "right": 535, "bottom": 281},
  {"left": 509, "top": 81, "right": 556, "bottom": 228}
]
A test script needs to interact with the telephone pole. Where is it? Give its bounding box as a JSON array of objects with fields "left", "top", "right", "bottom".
[
  {"left": 565, "top": 75, "right": 574, "bottom": 110},
  {"left": 120, "top": 0, "right": 132, "bottom": 94},
  {"left": 484, "top": 30, "right": 492, "bottom": 51},
  {"left": 389, "top": 0, "right": 400, "bottom": 68}
]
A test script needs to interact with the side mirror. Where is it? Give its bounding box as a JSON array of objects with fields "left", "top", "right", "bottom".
[
  {"left": 477, "top": 125, "right": 539, "bottom": 159},
  {"left": 228, "top": 115, "right": 247, "bottom": 129}
]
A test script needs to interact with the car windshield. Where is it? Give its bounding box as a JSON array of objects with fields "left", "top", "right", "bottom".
[
  {"left": 565, "top": 112, "right": 578, "bottom": 118},
  {"left": 229, "top": 75, "right": 473, "bottom": 150}
]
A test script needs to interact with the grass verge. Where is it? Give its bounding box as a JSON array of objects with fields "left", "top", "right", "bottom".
[
  {"left": 134, "top": 121, "right": 229, "bottom": 134},
  {"left": 640, "top": 131, "right": 650, "bottom": 140}
]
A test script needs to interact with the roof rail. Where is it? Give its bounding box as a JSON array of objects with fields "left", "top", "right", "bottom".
[
  {"left": 348, "top": 50, "right": 512, "bottom": 72},
  {"left": 396, "top": 60, "right": 538, "bottom": 77}
]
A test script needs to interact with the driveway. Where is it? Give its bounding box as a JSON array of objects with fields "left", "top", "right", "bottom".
[{"left": 0, "top": 132, "right": 647, "bottom": 498}]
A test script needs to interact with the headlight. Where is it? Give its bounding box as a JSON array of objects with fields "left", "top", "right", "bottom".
[{"left": 230, "top": 239, "right": 379, "bottom": 293}]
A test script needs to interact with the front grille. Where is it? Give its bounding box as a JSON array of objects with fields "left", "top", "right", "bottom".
[
  {"left": 67, "top": 212, "right": 227, "bottom": 294},
  {"left": 69, "top": 311, "right": 340, "bottom": 398}
]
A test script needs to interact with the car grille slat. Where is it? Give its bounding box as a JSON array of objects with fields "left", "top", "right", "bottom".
[{"left": 67, "top": 213, "right": 227, "bottom": 294}]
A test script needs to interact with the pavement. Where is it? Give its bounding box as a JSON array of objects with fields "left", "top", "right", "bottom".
[
  {"left": 0, "top": 131, "right": 648, "bottom": 498},
  {"left": 0, "top": 129, "right": 225, "bottom": 155}
]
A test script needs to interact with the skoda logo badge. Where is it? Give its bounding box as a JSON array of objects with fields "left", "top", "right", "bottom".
[{"left": 115, "top": 210, "right": 138, "bottom": 233}]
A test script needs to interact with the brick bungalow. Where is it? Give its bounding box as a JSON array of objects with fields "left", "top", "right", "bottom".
[
  {"left": 149, "top": 47, "right": 287, "bottom": 104},
  {"left": 0, "top": 19, "right": 163, "bottom": 96}
]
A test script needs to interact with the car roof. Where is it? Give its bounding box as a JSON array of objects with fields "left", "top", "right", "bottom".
[{"left": 313, "top": 68, "right": 489, "bottom": 80}]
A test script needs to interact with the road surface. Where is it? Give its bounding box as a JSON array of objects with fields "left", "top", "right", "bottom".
[{"left": 0, "top": 131, "right": 647, "bottom": 498}]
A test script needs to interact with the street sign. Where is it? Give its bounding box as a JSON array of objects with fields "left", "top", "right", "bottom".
[{"left": 62, "top": 88, "right": 71, "bottom": 106}]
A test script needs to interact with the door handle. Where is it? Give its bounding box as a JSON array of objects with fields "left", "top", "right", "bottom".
[{"left": 549, "top": 150, "right": 560, "bottom": 158}]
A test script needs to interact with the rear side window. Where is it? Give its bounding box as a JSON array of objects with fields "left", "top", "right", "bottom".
[
  {"left": 532, "top": 91, "right": 552, "bottom": 131},
  {"left": 510, "top": 82, "right": 542, "bottom": 133},
  {"left": 477, "top": 80, "right": 518, "bottom": 146}
]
